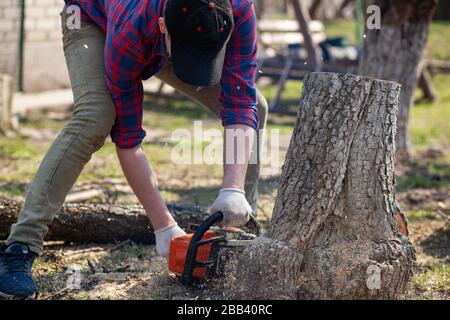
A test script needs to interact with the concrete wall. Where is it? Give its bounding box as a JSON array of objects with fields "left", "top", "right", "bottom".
[
  {"left": 23, "top": 0, "right": 69, "bottom": 92},
  {"left": 0, "top": 0, "right": 70, "bottom": 92},
  {"left": 0, "top": 0, "right": 20, "bottom": 87}
]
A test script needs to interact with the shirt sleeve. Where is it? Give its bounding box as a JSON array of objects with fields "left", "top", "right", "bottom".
[
  {"left": 104, "top": 22, "right": 147, "bottom": 149},
  {"left": 219, "top": 0, "right": 259, "bottom": 130}
]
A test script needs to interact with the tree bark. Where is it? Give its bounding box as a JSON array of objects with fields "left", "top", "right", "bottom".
[
  {"left": 308, "top": 0, "right": 322, "bottom": 19},
  {"left": 0, "top": 200, "right": 206, "bottom": 244},
  {"left": 290, "top": 0, "right": 323, "bottom": 72},
  {"left": 359, "top": 0, "right": 438, "bottom": 163},
  {"left": 228, "top": 73, "right": 416, "bottom": 299}
]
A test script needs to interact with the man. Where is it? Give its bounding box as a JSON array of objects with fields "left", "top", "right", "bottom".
[{"left": 0, "top": 0, "right": 267, "bottom": 299}]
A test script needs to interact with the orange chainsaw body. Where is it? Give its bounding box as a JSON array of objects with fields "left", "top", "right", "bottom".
[{"left": 168, "top": 230, "right": 218, "bottom": 279}]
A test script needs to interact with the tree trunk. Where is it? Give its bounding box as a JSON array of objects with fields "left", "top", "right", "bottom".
[
  {"left": 291, "top": 0, "right": 323, "bottom": 72},
  {"left": 0, "top": 200, "right": 206, "bottom": 244},
  {"left": 309, "top": 0, "right": 322, "bottom": 19},
  {"left": 359, "top": 0, "right": 438, "bottom": 163},
  {"left": 228, "top": 73, "right": 416, "bottom": 299}
]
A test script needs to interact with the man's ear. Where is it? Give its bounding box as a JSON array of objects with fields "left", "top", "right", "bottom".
[{"left": 158, "top": 17, "right": 167, "bottom": 34}]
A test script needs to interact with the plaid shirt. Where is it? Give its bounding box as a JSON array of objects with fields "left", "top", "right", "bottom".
[{"left": 65, "top": 0, "right": 259, "bottom": 148}]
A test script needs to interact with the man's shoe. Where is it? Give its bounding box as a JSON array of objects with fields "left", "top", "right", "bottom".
[{"left": 0, "top": 242, "right": 37, "bottom": 299}]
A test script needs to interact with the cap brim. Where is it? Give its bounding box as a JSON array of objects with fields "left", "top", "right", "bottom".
[{"left": 171, "top": 42, "right": 226, "bottom": 87}]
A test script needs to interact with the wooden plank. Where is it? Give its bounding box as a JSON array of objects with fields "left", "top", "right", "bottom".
[
  {"left": 0, "top": 74, "right": 15, "bottom": 133},
  {"left": 260, "top": 32, "right": 326, "bottom": 46},
  {"left": 258, "top": 19, "right": 324, "bottom": 33},
  {"left": 427, "top": 59, "right": 450, "bottom": 74},
  {"left": 13, "top": 89, "right": 73, "bottom": 115}
]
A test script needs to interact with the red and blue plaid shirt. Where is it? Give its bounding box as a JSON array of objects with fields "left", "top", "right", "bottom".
[{"left": 65, "top": 0, "right": 259, "bottom": 148}]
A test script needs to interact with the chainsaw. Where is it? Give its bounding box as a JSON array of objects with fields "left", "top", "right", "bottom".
[{"left": 168, "top": 211, "right": 259, "bottom": 286}]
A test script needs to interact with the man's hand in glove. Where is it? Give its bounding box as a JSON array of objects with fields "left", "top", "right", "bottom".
[{"left": 209, "top": 188, "right": 252, "bottom": 227}]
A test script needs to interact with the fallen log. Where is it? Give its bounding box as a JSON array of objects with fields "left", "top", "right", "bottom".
[{"left": 0, "top": 200, "right": 207, "bottom": 244}]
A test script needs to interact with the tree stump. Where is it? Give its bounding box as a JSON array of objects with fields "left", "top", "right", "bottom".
[{"left": 228, "top": 73, "right": 416, "bottom": 299}]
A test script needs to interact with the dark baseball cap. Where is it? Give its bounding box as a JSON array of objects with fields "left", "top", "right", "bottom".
[{"left": 164, "top": 0, "right": 234, "bottom": 86}]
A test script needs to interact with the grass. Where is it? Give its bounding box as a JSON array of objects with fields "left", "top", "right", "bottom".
[
  {"left": 0, "top": 183, "right": 25, "bottom": 196},
  {"left": 411, "top": 265, "right": 450, "bottom": 300},
  {"left": 396, "top": 159, "right": 450, "bottom": 191},
  {"left": 323, "top": 19, "right": 357, "bottom": 44},
  {"left": 397, "top": 175, "right": 449, "bottom": 191},
  {"left": 407, "top": 210, "right": 444, "bottom": 223},
  {"left": 427, "top": 21, "right": 450, "bottom": 61},
  {"left": 0, "top": 137, "right": 39, "bottom": 160},
  {"left": 143, "top": 96, "right": 217, "bottom": 131},
  {"left": 411, "top": 74, "right": 450, "bottom": 150}
]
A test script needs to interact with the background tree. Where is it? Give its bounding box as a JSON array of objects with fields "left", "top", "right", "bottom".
[{"left": 359, "top": 0, "right": 438, "bottom": 163}]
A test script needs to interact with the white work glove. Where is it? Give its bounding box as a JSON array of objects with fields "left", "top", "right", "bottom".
[
  {"left": 209, "top": 188, "right": 252, "bottom": 227},
  {"left": 154, "top": 223, "right": 186, "bottom": 258}
]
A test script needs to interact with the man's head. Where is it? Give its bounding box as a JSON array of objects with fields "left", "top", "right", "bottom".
[{"left": 158, "top": 0, "right": 234, "bottom": 86}]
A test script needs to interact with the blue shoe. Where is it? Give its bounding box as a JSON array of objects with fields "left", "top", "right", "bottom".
[{"left": 0, "top": 242, "right": 37, "bottom": 299}]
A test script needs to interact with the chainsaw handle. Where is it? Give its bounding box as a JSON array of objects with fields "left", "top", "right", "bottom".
[
  {"left": 190, "top": 211, "right": 223, "bottom": 244},
  {"left": 181, "top": 211, "right": 223, "bottom": 285}
]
